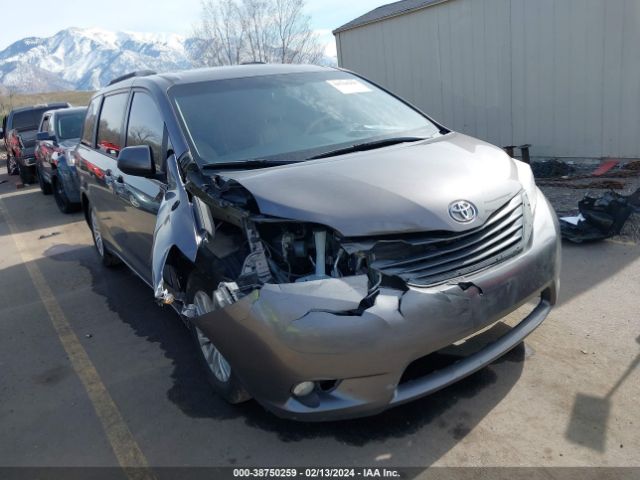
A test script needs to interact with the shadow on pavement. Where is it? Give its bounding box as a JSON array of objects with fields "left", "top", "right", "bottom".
[
  {"left": 566, "top": 335, "right": 640, "bottom": 452},
  {"left": 557, "top": 241, "right": 640, "bottom": 307},
  {"left": 0, "top": 185, "right": 85, "bottom": 236}
]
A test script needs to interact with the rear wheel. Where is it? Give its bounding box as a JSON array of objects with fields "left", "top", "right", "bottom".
[
  {"left": 37, "top": 166, "right": 52, "bottom": 195},
  {"left": 90, "top": 207, "right": 120, "bottom": 267},
  {"left": 187, "top": 275, "right": 250, "bottom": 404},
  {"left": 53, "top": 177, "right": 79, "bottom": 213}
]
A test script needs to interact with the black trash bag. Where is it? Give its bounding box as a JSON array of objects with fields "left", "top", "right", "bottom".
[{"left": 560, "top": 191, "right": 635, "bottom": 243}]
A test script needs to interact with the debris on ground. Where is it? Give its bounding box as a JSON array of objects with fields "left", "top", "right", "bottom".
[
  {"left": 591, "top": 159, "right": 620, "bottom": 176},
  {"left": 534, "top": 158, "right": 640, "bottom": 188},
  {"left": 560, "top": 190, "right": 640, "bottom": 243},
  {"left": 538, "top": 179, "right": 626, "bottom": 190},
  {"left": 38, "top": 232, "right": 61, "bottom": 240},
  {"left": 532, "top": 159, "right": 576, "bottom": 179},
  {"left": 623, "top": 161, "right": 640, "bottom": 172}
]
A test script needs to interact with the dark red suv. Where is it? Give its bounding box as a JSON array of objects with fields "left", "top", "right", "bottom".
[{"left": 2, "top": 102, "right": 70, "bottom": 182}]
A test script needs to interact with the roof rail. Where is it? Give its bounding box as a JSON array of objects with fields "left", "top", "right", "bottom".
[
  {"left": 241, "top": 61, "right": 266, "bottom": 65},
  {"left": 108, "top": 70, "right": 157, "bottom": 86}
]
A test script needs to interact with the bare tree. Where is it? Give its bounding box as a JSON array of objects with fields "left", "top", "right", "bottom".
[
  {"left": 0, "top": 86, "right": 17, "bottom": 121},
  {"left": 273, "top": 0, "right": 323, "bottom": 64},
  {"left": 194, "top": 0, "right": 245, "bottom": 65},
  {"left": 193, "top": 0, "right": 324, "bottom": 66}
]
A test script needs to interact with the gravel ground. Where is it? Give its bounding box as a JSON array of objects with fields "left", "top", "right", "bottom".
[{"left": 536, "top": 161, "right": 640, "bottom": 244}]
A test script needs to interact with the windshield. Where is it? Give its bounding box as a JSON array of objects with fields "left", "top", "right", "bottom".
[
  {"left": 170, "top": 71, "right": 441, "bottom": 166},
  {"left": 56, "top": 111, "right": 86, "bottom": 140}
]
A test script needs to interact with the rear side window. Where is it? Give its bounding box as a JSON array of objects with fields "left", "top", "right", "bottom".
[
  {"left": 81, "top": 98, "right": 101, "bottom": 147},
  {"left": 40, "top": 115, "right": 50, "bottom": 133},
  {"left": 126, "top": 92, "right": 165, "bottom": 171},
  {"left": 97, "top": 93, "right": 128, "bottom": 157}
]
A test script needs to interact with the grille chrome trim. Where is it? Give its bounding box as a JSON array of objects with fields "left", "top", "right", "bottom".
[{"left": 367, "top": 193, "right": 530, "bottom": 287}]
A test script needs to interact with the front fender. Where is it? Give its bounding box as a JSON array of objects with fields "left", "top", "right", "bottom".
[{"left": 152, "top": 155, "right": 200, "bottom": 301}]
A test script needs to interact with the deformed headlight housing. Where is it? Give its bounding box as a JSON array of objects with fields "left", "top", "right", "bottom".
[{"left": 514, "top": 159, "right": 538, "bottom": 213}]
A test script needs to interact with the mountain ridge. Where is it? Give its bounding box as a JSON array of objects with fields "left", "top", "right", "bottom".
[{"left": 0, "top": 27, "right": 197, "bottom": 93}]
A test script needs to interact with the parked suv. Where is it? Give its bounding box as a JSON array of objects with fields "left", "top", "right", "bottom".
[
  {"left": 35, "top": 107, "right": 87, "bottom": 212},
  {"left": 2, "top": 103, "right": 70, "bottom": 182},
  {"left": 77, "top": 65, "right": 560, "bottom": 421}
]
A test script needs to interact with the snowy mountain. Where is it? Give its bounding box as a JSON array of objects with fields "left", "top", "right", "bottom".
[{"left": 0, "top": 27, "right": 200, "bottom": 93}]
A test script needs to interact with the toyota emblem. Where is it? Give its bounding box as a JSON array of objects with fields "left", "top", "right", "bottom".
[{"left": 449, "top": 200, "right": 477, "bottom": 223}]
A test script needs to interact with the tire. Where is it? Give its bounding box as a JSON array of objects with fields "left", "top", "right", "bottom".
[
  {"left": 37, "top": 166, "right": 52, "bottom": 195},
  {"left": 187, "top": 274, "right": 251, "bottom": 404},
  {"left": 89, "top": 207, "right": 120, "bottom": 267},
  {"left": 17, "top": 162, "right": 34, "bottom": 184},
  {"left": 6, "top": 154, "right": 18, "bottom": 176},
  {"left": 53, "top": 177, "right": 79, "bottom": 213}
]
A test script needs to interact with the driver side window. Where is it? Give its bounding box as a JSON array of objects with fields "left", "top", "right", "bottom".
[{"left": 126, "top": 92, "right": 166, "bottom": 172}]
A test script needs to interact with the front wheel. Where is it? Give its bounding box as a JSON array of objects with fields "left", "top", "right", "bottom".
[
  {"left": 53, "top": 177, "right": 79, "bottom": 213},
  {"left": 187, "top": 275, "right": 250, "bottom": 404},
  {"left": 89, "top": 207, "right": 120, "bottom": 267},
  {"left": 37, "top": 166, "right": 52, "bottom": 195}
]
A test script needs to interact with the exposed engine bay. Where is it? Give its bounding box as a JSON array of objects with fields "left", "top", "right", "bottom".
[{"left": 190, "top": 215, "right": 382, "bottom": 310}]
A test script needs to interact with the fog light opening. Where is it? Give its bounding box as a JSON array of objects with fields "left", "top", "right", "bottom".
[
  {"left": 291, "top": 381, "right": 315, "bottom": 397},
  {"left": 317, "top": 380, "right": 339, "bottom": 392}
]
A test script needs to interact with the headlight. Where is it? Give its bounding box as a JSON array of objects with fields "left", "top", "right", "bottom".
[{"left": 514, "top": 159, "right": 538, "bottom": 213}]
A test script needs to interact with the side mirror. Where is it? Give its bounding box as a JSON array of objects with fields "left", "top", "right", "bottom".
[
  {"left": 36, "top": 131, "right": 55, "bottom": 141},
  {"left": 117, "top": 145, "right": 155, "bottom": 177}
]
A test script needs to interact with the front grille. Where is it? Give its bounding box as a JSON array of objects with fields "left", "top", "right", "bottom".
[{"left": 367, "top": 193, "right": 530, "bottom": 287}]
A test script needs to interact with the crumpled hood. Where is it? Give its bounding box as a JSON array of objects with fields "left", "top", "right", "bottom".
[{"left": 221, "top": 133, "right": 523, "bottom": 237}]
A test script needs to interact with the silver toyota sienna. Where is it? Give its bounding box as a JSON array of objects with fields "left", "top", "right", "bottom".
[{"left": 77, "top": 64, "right": 560, "bottom": 421}]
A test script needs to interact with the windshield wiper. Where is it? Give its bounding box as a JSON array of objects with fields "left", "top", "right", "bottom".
[
  {"left": 201, "top": 158, "right": 300, "bottom": 170},
  {"left": 306, "top": 136, "right": 427, "bottom": 161}
]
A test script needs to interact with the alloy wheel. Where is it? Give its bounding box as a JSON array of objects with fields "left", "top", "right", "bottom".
[
  {"left": 193, "top": 290, "right": 231, "bottom": 383},
  {"left": 90, "top": 209, "right": 104, "bottom": 257}
]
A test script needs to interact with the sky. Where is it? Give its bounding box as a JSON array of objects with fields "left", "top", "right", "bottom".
[{"left": 0, "top": 0, "right": 381, "bottom": 56}]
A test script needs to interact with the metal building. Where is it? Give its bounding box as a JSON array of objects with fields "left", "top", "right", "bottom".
[{"left": 334, "top": 0, "right": 640, "bottom": 160}]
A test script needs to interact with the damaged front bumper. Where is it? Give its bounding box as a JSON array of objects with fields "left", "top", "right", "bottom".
[{"left": 194, "top": 193, "right": 560, "bottom": 421}]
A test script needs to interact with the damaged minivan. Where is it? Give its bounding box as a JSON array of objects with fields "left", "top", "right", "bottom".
[{"left": 76, "top": 64, "right": 560, "bottom": 421}]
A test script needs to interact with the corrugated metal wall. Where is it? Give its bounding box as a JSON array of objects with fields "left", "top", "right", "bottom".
[{"left": 336, "top": 0, "right": 640, "bottom": 159}]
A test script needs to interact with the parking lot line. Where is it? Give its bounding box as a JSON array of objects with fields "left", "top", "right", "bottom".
[{"left": 0, "top": 198, "right": 156, "bottom": 480}]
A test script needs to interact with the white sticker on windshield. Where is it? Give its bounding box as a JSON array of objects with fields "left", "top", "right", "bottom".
[{"left": 326, "top": 79, "right": 372, "bottom": 94}]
